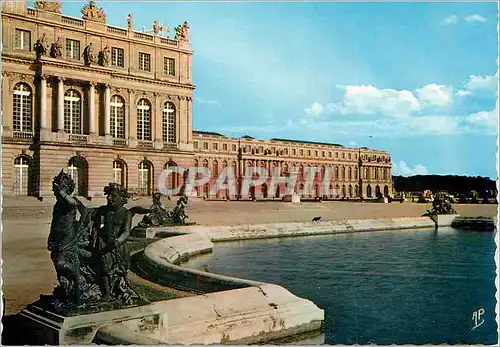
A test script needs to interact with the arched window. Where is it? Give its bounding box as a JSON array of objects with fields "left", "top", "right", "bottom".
[
  {"left": 13, "top": 156, "right": 30, "bottom": 195},
  {"left": 13, "top": 83, "right": 33, "bottom": 132},
  {"left": 334, "top": 166, "right": 339, "bottom": 180},
  {"left": 212, "top": 160, "right": 219, "bottom": 178},
  {"left": 64, "top": 90, "right": 82, "bottom": 134},
  {"left": 110, "top": 95, "right": 125, "bottom": 138},
  {"left": 138, "top": 160, "right": 152, "bottom": 196},
  {"left": 68, "top": 156, "right": 88, "bottom": 196},
  {"left": 162, "top": 102, "right": 176, "bottom": 143},
  {"left": 348, "top": 167, "right": 352, "bottom": 180},
  {"left": 113, "top": 160, "right": 126, "bottom": 187},
  {"left": 367, "top": 185, "right": 372, "bottom": 198},
  {"left": 137, "top": 99, "right": 151, "bottom": 141}
]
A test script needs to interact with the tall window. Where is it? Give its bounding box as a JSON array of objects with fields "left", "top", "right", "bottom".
[
  {"left": 13, "top": 156, "right": 30, "bottom": 195},
  {"left": 111, "top": 47, "right": 124, "bottom": 67},
  {"left": 137, "top": 99, "right": 151, "bottom": 140},
  {"left": 164, "top": 57, "right": 175, "bottom": 75},
  {"left": 138, "top": 52, "right": 151, "bottom": 71},
  {"left": 67, "top": 161, "right": 79, "bottom": 194},
  {"left": 110, "top": 95, "right": 125, "bottom": 138},
  {"left": 64, "top": 89, "right": 82, "bottom": 134},
  {"left": 162, "top": 102, "right": 176, "bottom": 143},
  {"left": 15, "top": 29, "right": 31, "bottom": 51},
  {"left": 113, "top": 160, "right": 125, "bottom": 187},
  {"left": 138, "top": 161, "right": 151, "bottom": 196},
  {"left": 13, "top": 83, "right": 33, "bottom": 132},
  {"left": 66, "top": 39, "right": 80, "bottom": 60}
]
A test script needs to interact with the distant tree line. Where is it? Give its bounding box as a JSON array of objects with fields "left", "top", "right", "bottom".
[{"left": 392, "top": 175, "right": 497, "bottom": 197}]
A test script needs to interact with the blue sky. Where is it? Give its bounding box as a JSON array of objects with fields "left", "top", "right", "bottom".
[{"left": 53, "top": 1, "right": 498, "bottom": 178}]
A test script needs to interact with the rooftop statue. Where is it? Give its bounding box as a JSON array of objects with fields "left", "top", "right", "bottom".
[
  {"left": 174, "top": 21, "right": 190, "bottom": 42},
  {"left": 136, "top": 194, "right": 195, "bottom": 228},
  {"left": 127, "top": 13, "right": 133, "bottom": 30},
  {"left": 34, "top": 0, "right": 62, "bottom": 13},
  {"left": 40, "top": 172, "right": 143, "bottom": 314},
  {"left": 81, "top": 0, "right": 106, "bottom": 23}
]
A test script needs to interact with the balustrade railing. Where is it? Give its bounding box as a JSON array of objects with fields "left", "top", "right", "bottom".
[
  {"left": 133, "top": 32, "right": 154, "bottom": 41},
  {"left": 138, "top": 140, "right": 153, "bottom": 148},
  {"left": 113, "top": 138, "right": 128, "bottom": 146},
  {"left": 61, "top": 15, "right": 84, "bottom": 27},
  {"left": 13, "top": 131, "right": 34, "bottom": 140},
  {"left": 68, "top": 134, "right": 89, "bottom": 142},
  {"left": 163, "top": 142, "right": 178, "bottom": 149},
  {"left": 27, "top": 8, "right": 36, "bottom": 16},
  {"left": 107, "top": 26, "right": 127, "bottom": 36},
  {"left": 160, "top": 37, "right": 178, "bottom": 46}
]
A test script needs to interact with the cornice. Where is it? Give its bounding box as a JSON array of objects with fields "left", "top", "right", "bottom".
[{"left": 2, "top": 55, "right": 196, "bottom": 90}]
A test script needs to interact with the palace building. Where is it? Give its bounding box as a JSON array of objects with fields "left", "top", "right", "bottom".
[{"left": 1, "top": 0, "right": 393, "bottom": 199}]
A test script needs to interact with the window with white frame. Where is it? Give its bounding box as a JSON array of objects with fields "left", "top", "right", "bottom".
[
  {"left": 64, "top": 89, "right": 82, "bottom": 134},
  {"left": 111, "top": 47, "right": 124, "bottom": 67},
  {"left": 138, "top": 52, "right": 151, "bottom": 71},
  {"left": 13, "top": 156, "right": 30, "bottom": 195},
  {"left": 137, "top": 99, "right": 151, "bottom": 140},
  {"left": 110, "top": 95, "right": 125, "bottom": 138},
  {"left": 164, "top": 57, "right": 175, "bottom": 75},
  {"left": 113, "top": 160, "right": 125, "bottom": 186},
  {"left": 66, "top": 39, "right": 80, "bottom": 60},
  {"left": 162, "top": 102, "right": 176, "bottom": 143},
  {"left": 13, "top": 83, "right": 33, "bottom": 132},
  {"left": 15, "top": 29, "right": 31, "bottom": 51}
]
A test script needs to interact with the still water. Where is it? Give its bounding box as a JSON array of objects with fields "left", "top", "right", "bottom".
[{"left": 183, "top": 228, "right": 497, "bottom": 345}]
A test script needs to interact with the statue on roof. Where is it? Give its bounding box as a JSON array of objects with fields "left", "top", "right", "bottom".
[
  {"left": 174, "top": 21, "right": 190, "bottom": 42},
  {"left": 81, "top": 0, "right": 106, "bottom": 23},
  {"left": 127, "top": 13, "right": 133, "bottom": 30},
  {"left": 34, "top": 0, "right": 62, "bottom": 13},
  {"left": 34, "top": 33, "right": 48, "bottom": 60}
]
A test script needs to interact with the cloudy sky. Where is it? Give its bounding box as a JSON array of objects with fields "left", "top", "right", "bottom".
[{"left": 53, "top": 1, "right": 498, "bottom": 178}]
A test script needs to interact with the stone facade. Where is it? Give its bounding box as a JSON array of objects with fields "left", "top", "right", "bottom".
[{"left": 1, "top": 1, "right": 392, "bottom": 199}]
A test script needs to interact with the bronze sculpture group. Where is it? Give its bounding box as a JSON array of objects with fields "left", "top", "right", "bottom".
[
  {"left": 44, "top": 172, "right": 138, "bottom": 312},
  {"left": 136, "top": 193, "right": 194, "bottom": 228},
  {"left": 423, "top": 195, "right": 457, "bottom": 216},
  {"left": 42, "top": 170, "right": 194, "bottom": 313}
]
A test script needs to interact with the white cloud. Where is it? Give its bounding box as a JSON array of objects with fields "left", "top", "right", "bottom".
[
  {"left": 304, "top": 102, "right": 324, "bottom": 117},
  {"left": 328, "top": 85, "right": 420, "bottom": 117},
  {"left": 465, "top": 14, "right": 487, "bottom": 23},
  {"left": 443, "top": 15, "right": 459, "bottom": 25},
  {"left": 349, "top": 141, "right": 357, "bottom": 146},
  {"left": 466, "top": 102, "right": 498, "bottom": 134},
  {"left": 393, "top": 161, "right": 429, "bottom": 176},
  {"left": 416, "top": 84, "right": 453, "bottom": 107},
  {"left": 196, "top": 97, "right": 220, "bottom": 106},
  {"left": 456, "top": 73, "right": 498, "bottom": 97}
]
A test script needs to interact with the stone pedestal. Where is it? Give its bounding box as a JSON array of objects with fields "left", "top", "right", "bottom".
[
  {"left": 283, "top": 193, "right": 301, "bottom": 203},
  {"left": 430, "top": 214, "right": 460, "bottom": 228}
]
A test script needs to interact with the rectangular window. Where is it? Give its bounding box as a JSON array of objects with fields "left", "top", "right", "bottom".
[
  {"left": 66, "top": 39, "right": 80, "bottom": 60},
  {"left": 300, "top": 149, "right": 304, "bottom": 156},
  {"left": 232, "top": 144, "right": 237, "bottom": 151},
  {"left": 139, "top": 52, "right": 151, "bottom": 71},
  {"left": 292, "top": 149, "right": 296, "bottom": 155},
  {"left": 308, "top": 150, "right": 311, "bottom": 156},
  {"left": 111, "top": 47, "right": 124, "bottom": 67},
  {"left": 193, "top": 141, "right": 198, "bottom": 149},
  {"left": 223, "top": 144, "right": 228, "bottom": 151},
  {"left": 203, "top": 142, "right": 208, "bottom": 150},
  {"left": 213, "top": 143, "right": 218, "bottom": 150},
  {"left": 164, "top": 57, "right": 175, "bottom": 75},
  {"left": 15, "top": 29, "right": 31, "bottom": 51},
  {"left": 329, "top": 152, "right": 332, "bottom": 158},
  {"left": 322, "top": 151, "right": 325, "bottom": 157}
]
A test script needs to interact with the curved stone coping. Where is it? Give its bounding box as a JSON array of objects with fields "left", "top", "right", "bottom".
[
  {"left": 99, "top": 232, "right": 324, "bottom": 344},
  {"left": 141, "top": 233, "right": 266, "bottom": 291},
  {"left": 143, "top": 216, "right": 437, "bottom": 242}
]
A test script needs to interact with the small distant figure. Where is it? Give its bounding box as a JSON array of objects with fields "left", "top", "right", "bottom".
[{"left": 312, "top": 216, "right": 322, "bottom": 222}]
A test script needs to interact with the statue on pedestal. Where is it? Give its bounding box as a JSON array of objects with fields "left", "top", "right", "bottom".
[
  {"left": 423, "top": 195, "right": 457, "bottom": 216},
  {"left": 81, "top": 0, "right": 106, "bottom": 23},
  {"left": 98, "top": 45, "right": 110, "bottom": 66},
  {"left": 50, "top": 37, "right": 63, "bottom": 59},
  {"left": 41, "top": 172, "right": 142, "bottom": 314},
  {"left": 127, "top": 13, "right": 133, "bottom": 30},
  {"left": 34, "top": 33, "right": 48, "bottom": 59},
  {"left": 136, "top": 195, "right": 195, "bottom": 228},
  {"left": 174, "top": 21, "right": 190, "bottom": 42},
  {"left": 34, "top": 0, "right": 62, "bottom": 13},
  {"left": 83, "top": 42, "right": 96, "bottom": 66}
]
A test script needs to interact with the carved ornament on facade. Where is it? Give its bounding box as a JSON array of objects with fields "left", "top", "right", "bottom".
[
  {"left": 34, "top": 0, "right": 62, "bottom": 13},
  {"left": 81, "top": 0, "right": 106, "bottom": 23},
  {"left": 49, "top": 37, "right": 63, "bottom": 59}
]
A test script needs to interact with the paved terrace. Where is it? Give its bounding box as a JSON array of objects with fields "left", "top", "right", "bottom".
[{"left": 2, "top": 196, "right": 497, "bottom": 314}]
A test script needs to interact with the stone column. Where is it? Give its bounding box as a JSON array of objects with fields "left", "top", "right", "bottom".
[
  {"left": 88, "top": 82, "right": 96, "bottom": 138},
  {"left": 104, "top": 85, "right": 111, "bottom": 135},
  {"left": 40, "top": 75, "right": 48, "bottom": 140},
  {"left": 57, "top": 77, "right": 65, "bottom": 132},
  {"left": 104, "top": 84, "right": 111, "bottom": 144},
  {"left": 154, "top": 92, "right": 162, "bottom": 149},
  {"left": 128, "top": 89, "right": 137, "bottom": 148}
]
